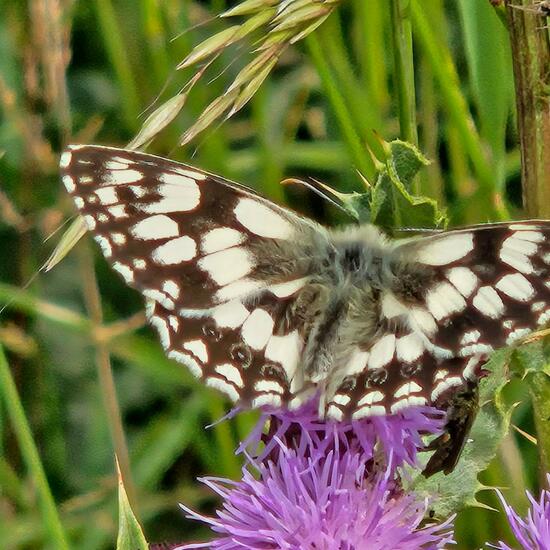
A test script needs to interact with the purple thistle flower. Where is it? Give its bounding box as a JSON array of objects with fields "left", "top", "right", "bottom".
[
  {"left": 488, "top": 474, "right": 550, "bottom": 550},
  {"left": 241, "top": 399, "right": 446, "bottom": 472},
  {"left": 178, "top": 401, "right": 453, "bottom": 549}
]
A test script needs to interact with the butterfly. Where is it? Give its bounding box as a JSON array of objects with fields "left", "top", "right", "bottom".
[{"left": 60, "top": 144, "right": 550, "bottom": 474}]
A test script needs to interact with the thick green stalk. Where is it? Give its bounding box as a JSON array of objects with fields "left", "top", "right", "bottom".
[
  {"left": 390, "top": 0, "right": 418, "bottom": 146},
  {"left": 0, "top": 345, "right": 69, "bottom": 550},
  {"left": 506, "top": 0, "right": 550, "bottom": 477},
  {"left": 505, "top": 1, "right": 550, "bottom": 218}
]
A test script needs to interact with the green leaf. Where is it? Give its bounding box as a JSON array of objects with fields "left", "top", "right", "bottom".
[
  {"left": 511, "top": 340, "right": 549, "bottom": 378},
  {"left": 513, "top": 340, "right": 550, "bottom": 474},
  {"left": 116, "top": 462, "right": 148, "bottom": 550},
  {"left": 327, "top": 139, "right": 446, "bottom": 227},
  {"left": 412, "top": 348, "right": 513, "bottom": 517},
  {"left": 413, "top": 337, "right": 550, "bottom": 517},
  {"left": 369, "top": 139, "right": 446, "bottom": 229}
]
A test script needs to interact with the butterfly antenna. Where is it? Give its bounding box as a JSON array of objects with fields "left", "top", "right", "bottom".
[
  {"left": 281, "top": 177, "right": 357, "bottom": 220},
  {"left": 205, "top": 406, "right": 242, "bottom": 429},
  {"left": 394, "top": 227, "right": 444, "bottom": 234}
]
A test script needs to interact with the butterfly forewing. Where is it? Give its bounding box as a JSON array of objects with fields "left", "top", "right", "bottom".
[
  {"left": 61, "top": 145, "right": 325, "bottom": 408},
  {"left": 326, "top": 222, "right": 550, "bottom": 421}
]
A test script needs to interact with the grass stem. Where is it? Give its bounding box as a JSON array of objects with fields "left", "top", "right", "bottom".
[
  {"left": 305, "top": 32, "right": 376, "bottom": 180},
  {"left": 0, "top": 344, "right": 70, "bottom": 550},
  {"left": 78, "top": 244, "right": 138, "bottom": 511},
  {"left": 390, "top": 0, "right": 418, "bottom": 146}
]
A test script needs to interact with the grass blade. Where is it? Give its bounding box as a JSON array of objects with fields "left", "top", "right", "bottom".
[{"left": 0, "top": 344, "right": 70, "bottom": 549}]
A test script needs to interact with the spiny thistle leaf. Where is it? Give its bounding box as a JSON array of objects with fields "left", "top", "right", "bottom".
[
  {"left": 411, "top": 348, "right": 513, "bottom": 517},
  {"left": 413, "top": 339, "right": 550, "bottom": 518},
  {"left": 369, "top": 139, "right": 447, "bottom": 230},
  {"left": 311, "top": 139, "right": 446, "bottom": 229}
]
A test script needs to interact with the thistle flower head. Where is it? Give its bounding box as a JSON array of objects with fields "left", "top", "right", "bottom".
[
  {"left": 488, "top": 474, "right": 550, "bottom": 550},
  {"left": 179, "top": 401, "right": 452, "bottom": 549},
  {"left": 243, "top": 398, "right": 446, "bottom": 472}
]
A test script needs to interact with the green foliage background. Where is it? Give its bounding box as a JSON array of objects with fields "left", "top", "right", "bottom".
[{"left": 0, "top": 1, "right": 548, "bottom": 548}]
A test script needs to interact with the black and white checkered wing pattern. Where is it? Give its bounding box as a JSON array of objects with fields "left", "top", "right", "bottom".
[
  {"left": 60, "top": 145, "right": 324, "bottom": 408},
  {"left": 326, "top": 223, "right": 550, "bottom": 421},
  {"left": 404, "top": 223, "right": 550, "bottom": 354}
]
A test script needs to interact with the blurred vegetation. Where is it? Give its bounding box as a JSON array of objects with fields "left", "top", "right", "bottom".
[{"left": 0, "top": 1, "right": 549, "bottom": 548}]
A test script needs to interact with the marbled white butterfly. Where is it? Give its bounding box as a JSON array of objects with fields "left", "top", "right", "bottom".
[{"left": 61, "top": 145, "right": 550, "bottom": 472}]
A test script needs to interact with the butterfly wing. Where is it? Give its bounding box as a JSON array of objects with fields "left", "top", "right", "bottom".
[
  {"left": 61, "top": 144, "right": 327, "bottom": 408},
  {"left": 326, "top": 221, "right": 550, "bottom": 421}
]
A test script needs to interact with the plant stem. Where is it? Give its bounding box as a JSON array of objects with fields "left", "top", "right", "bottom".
[
  {"left": 0, "top": 345, "right": 70, "bottom": 550},
  {"left": 505, "top": 0, "right": 550, "bottom": 218},
  {"left": 411, "top": 1, "right": 508, "bottom": 220},
  {"left": 390, "top": 0, "right": 418, "bottom": 146},
  {"left": 529, "top": 372, "right": 550, "bottom": 477},
  {"left": 506, "top": 0, "right": 550, "bottom": 479},
  {"left": 78, "top": 245, "right": 137, "bottom": 510}
]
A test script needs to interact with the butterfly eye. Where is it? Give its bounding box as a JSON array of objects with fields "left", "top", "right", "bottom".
[
  {"left": 202, "top": 321, "right": 223, "bottom": 342},
  {"left": 230, "top": 343, "right": 252, "bottom": 368},
  {"left": 367, "top": 368, "right": 388, "bottom": 386}
]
